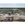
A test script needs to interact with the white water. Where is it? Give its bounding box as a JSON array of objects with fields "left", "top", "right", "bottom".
[{"left": 0, "top": 13, "right": 25, "bottom": 20}]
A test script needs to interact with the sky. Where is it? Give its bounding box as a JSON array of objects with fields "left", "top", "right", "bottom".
[{"left": 0, "top": 3, "right": 25, "bottom": 8}]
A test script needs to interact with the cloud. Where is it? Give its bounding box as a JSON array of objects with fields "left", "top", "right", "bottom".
[{"left": 0, "top": 3, "right": 25, "bottom": 8}]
